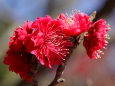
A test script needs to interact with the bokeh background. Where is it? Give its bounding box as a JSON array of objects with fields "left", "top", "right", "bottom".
[{"left": 0, "top": 0, "right": 115, "bottom": 86}]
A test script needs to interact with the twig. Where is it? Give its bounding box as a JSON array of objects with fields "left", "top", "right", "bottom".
[
  {"left": 94, "top": 0, "right": 115, "bottom": 21},
  {"left": 48, "top": 35, "right": 83, "bottom": 86},
  {"left": 29, "top": 55, "right": 38, "bottom": 86}
]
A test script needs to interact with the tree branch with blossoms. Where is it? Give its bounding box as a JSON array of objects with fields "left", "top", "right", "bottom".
[
  {"left": 3, "top": 10, "right": 110, "bottom": 86},
  {"left": 48, "top": 11, "right": 97, "bottom": 86},
  {"left": 48, "top": 35, "right": 83, "bottom": 86}
]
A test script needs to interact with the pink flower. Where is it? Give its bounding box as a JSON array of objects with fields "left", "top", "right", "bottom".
[
  {"left": 58, "top": 12, "right": 91, "bottom": 36},
  {"left": 4, "top": 15, "right": 71, "bottom": 81},
  {"left": 4, "top": 21, "right": 34, "bottom": 82},
  {"left": 28, "top": 16, "right": 71, "bottom": 68},
  {"left": 83, "top": 19, "right": 110, "bottom": 59}
]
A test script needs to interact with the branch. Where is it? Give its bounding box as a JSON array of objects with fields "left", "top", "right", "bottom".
[
  {"left": 94, "top": 0, "right": 115, "bottom": 21},
  {"left": 29, "top": 55, "right": 39, "bottom": 86},
  {"left": 48, "top": 35, "right": 83, "bottom": 86}
]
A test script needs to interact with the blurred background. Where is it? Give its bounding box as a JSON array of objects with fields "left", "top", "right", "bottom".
[{"left": 0, "top": 0, "right": 115, "bottom": 86}]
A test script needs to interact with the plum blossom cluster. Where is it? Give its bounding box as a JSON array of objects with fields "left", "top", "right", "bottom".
[
  {"left": 3, "top": 11, "right": 110, "bottom": 82},
  {"left": 83, "top": 19, "right": 110, "bottom": 59}
]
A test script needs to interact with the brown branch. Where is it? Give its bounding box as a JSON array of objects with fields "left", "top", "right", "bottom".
[
  {"left": 48, "top": 35, "right": 83, "bottom": 86},
  {"left": 94, "top": 0, "right": 115, "bottom": 21},
  {"left": 29, "top": 55, "right": 39, "bottom": 86}
]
